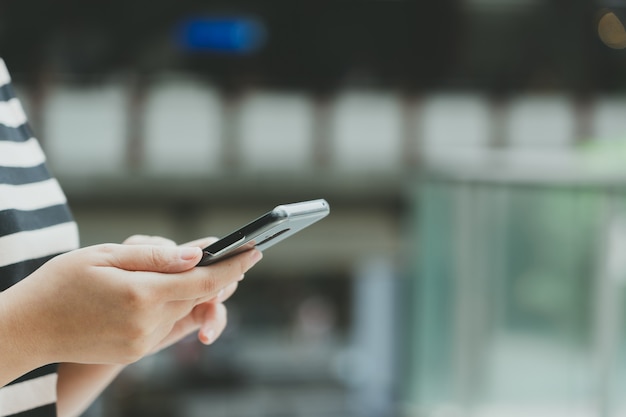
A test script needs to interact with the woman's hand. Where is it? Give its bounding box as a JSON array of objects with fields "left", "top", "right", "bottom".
[
  {"left": 122, "top": 235, "right": 240, "bottom": 352},
  {"left": 53, "top": 234, "right": 252, "bottom": 417},
  {"left": 0, "top": 238, "right": 261, "bottom": 374}
]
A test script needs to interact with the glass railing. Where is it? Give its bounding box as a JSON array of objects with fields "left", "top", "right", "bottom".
[{"left": 406, "top": 177, "right": 626, "bottom": 416}]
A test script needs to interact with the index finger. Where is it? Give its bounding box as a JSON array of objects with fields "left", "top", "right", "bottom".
[
  {"left": 157, "top": 248, "right": 262, "bottom": 301},
  {"left": 183, "top": 236, "right": 219, "bottom": 249}
]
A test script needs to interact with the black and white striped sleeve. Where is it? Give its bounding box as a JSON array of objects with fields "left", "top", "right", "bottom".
[{"left": 0, "top": 58, "right": 79, "bottom": 417}]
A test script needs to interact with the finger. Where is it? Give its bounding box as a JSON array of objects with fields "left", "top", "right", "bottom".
[
  {"left": 182, "top": 236, "right": 219, "bottom": 249},
  {"left": 97, "top": 243, "right": 202, "bottom": 273},
  {"left": 158, "top": 301, "right": 223, "bottom": 349},
  {"left": 123, "top": 235, "right": 177, "bottom": 247},
  {"left": 152, "top": 303, "right": 209, "bottom": 351},
  {"left": 199, "top": 303, "right": 227, "bottom": 345},
  {"left": 194, "top": 281, "right": 239, "bottom": 306},
  {"left": 157, "top": 248, "right": 262, "bottom": 301},
  {"left": 216, "top": 281, "right": 238, "bottom": 303}
]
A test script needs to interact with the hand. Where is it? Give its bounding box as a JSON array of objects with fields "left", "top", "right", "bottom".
[
  {"left": 2, "top": 239, "right": 262, "bottom": 367},
  {"left": 122, "top": 235, "right": 239, "bottom": 352}
]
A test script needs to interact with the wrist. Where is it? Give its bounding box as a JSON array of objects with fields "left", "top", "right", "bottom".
[
  {"left": 0, "top": 283, "right": 52, "bottom": 386},
  {"left": 57, "top": 363, "right": 126, "bottom": 417}
]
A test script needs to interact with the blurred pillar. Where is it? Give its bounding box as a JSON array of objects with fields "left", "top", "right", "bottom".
[{"left": 349, "top": 257, "right": 398, "bottom": 417}]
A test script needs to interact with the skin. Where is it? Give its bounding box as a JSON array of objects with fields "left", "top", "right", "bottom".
[{"left": 0, "top": 234, "right": 261, "bottom": 417}]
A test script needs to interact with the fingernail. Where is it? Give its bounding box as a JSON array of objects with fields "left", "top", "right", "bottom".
[
  {"left": 180, "top": 246, "right": 201, "bottom": 261},
  {"left": 238, "top": 274, "right": 245, "bottom": 281},
  {"left": 217, "top": 288, "right": 225, "bottom": 300},
  {"left": 201, "top": 328, "right": 215, "bottom": 345}
]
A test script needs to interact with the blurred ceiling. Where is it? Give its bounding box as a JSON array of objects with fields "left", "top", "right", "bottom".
[{"left": 0, "top": 0, "right": 622, "bottom": 93}]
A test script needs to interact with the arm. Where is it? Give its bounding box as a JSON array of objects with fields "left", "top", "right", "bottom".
[
  {"left": 0, "top": 291, "right": 50, "bottom": 386},
  {"left": 1, "top": 241, "right": 260, "bottom": 413},
  {"left": 56, "top": 363, "right": 124, "bottom": 417}
]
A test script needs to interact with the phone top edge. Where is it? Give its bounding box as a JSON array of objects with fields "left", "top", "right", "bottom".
[
  {"left": 273, "top": 199, "right": 330, "bottom": 218},
  {"left": 202, "top": 199, "right": 329, "bottom": 255},
  {"left": 197, "top": 199, "right": 330, "bottom": 266}
]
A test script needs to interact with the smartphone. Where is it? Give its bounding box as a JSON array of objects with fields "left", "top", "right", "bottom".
[{"left": 196, "top": 199, "right": 330, "bottom": 266}]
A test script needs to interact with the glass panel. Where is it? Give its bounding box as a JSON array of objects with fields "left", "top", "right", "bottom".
[{"left": 407, "top": 180, "right": 609, "bottom": 416}]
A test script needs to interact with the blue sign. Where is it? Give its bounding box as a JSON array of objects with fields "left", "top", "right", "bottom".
[{"left": 175, "top": 17, "right": 266, "bottom": 54}]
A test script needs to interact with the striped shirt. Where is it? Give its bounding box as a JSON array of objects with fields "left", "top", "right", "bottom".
[{"left": 0, "top": 59, "right": 79, "bottom": 417}]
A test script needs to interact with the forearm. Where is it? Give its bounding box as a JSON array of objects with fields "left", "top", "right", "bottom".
[
  {"left": 56, "top": 363, "right": 124, "bottom": 417},
  {"left": 0, "top": 284, "right": 49, "bottom": 387}
]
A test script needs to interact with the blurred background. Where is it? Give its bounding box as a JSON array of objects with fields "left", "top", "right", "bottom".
[{"left": 6, "top": 0, "right": 626, "bottom": 416}]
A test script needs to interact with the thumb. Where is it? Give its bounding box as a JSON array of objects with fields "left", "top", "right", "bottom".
[{"left": 98, "top": 243, "right": 202, "bottom": 273}]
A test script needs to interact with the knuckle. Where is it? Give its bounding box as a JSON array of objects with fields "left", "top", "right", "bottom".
[
  {"left": 148, "top": 246, "right": 169, "bottom": 267},
  {"left": 121, "top": 324, "right": 153, "bottom": 361},
  {"left": 97, "top": 243, "right": 118, "bottom": 255},
  {"left": 123, "top": 234, "right": 148, "bottom": 245},
  {"left": 202, "top": 276, "right": 218, "bottom": 295},
  {"left": 121, "top": 284, "right": 157, "bottom": 314},
  {"left": 95, "top": 243, "right": 121, "bottom": 265}
]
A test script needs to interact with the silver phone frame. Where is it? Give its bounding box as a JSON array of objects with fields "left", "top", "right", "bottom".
[{"left": 196, "top": 199, "right": 329, "bottom": 266}]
